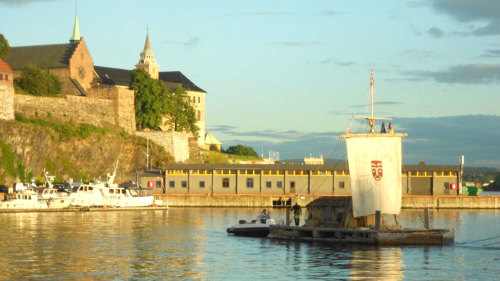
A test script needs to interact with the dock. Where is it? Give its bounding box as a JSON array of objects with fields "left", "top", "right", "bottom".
[{"left": 0, "top": 206, "right": 169, "bottom": 213}]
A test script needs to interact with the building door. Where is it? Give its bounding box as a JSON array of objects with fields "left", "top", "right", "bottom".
[{"left": 410, "top": 177, "right": 432, "bottom": 195}]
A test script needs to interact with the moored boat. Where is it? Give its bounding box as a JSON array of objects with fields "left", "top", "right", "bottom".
[
  {"left": 0, "top": 190, "right": 48, "bottom": 209},
  {"left": 70, "top": 171, "right": 154, "bottom": 208},
  {"left": 227, "top": 218, "right": 276, "bottom": 237}
]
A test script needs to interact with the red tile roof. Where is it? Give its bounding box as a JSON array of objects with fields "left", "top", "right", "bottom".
[{"left": 0, "top": 58, "right": 13, "bottom": 73}]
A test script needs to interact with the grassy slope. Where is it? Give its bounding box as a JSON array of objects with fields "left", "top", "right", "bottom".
[{"left": 0, "top": 118, "right": 172, "bottom": 185}]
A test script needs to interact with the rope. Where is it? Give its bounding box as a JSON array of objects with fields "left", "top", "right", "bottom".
[{"left": 455, "top": 234, "right": 500, "bottom": 245}]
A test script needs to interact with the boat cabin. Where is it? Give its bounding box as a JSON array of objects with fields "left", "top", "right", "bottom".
[{"left": 305, "top": 197, "right": 384, "bottom": 229}]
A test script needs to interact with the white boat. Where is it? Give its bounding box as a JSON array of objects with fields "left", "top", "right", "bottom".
[
  {"left": 70, "top": 172, "right": 154, "bottom": 208},
  {"left": 39, "top": 188, "right": 74, "bottom": 208},
  {"left": 227, "top": 218, "right": 276, "bottom": 237},
  {"left": 0, "top": 190, "right": 48, "bottom": 209}
]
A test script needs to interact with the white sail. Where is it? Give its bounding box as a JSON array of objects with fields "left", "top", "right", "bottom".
[{"left": 346, "top": 136, "right": 402, "bottom": 217}]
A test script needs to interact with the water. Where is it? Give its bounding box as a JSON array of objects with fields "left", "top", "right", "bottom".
[{"left": 0, "top": 208, "right": 499, "bottom": 280}]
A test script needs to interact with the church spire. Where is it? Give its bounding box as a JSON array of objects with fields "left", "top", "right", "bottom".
[
  {"left": 69, "top": 13, "right": 81, "bottom": 43},
  {"left": 136, "top": 29, "right": 160, "bottom": 79}
]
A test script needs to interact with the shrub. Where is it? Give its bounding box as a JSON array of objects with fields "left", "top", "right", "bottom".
[{"left": 14, "top": 64, "right": 61, "bottom": 96}]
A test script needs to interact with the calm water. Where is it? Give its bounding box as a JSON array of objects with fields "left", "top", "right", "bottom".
[{"left": 0, "top": 207, "right": 499, "bottom": 280}]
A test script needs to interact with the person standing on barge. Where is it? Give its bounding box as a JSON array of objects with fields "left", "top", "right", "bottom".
[{"left": 291, "top": 203, "right": 302, "bottom": 226}]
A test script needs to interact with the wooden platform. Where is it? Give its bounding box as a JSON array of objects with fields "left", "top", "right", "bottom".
[{"left": 268, "top": 225, "right": 454, "bottom": 246}]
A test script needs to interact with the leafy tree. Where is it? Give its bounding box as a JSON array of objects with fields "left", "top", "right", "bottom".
[
  {"left": 130, "top": 69, "right": 199, "bottom": 136},
  {"left": 0, "top": 33, "right": 8, "bottom": 60},
  {"left": 166, "top": 87, "right": 199, "bottom": 136},
  {"left": 14, "top": 64, "right": 61, "bottom": 96},
  {"left": 225, "top": 144, "right": 259, "bottom": 157},
  {"left": 131, "top": 69, "right": 168, "bottom": 130}
]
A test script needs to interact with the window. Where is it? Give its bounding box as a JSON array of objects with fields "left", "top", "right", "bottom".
[
  {"left": 199, "top": 181, "right": 205, "bottom": 188},
  {"left": 181, "top": 181, "right": 187, "bottom": 188},
  {"left": 266, "top": 181, "right": 271, "bottom": 188},
  {"left": 197, "top": 110, "right": 201, "bottom": 121},
  {"left": 156, "top": 181, "right": 162, "bottom": 188},
  {"left": 192, "top": 96, "right": 196, "bottom": 103},
  {"left": 169, "top": 181, "right": 175, "bottom": 188},
  {"left": 223, "top": 178, "right": 230, "bottom": 188},
  {"left": 290, "top": 181, "right": 295, "bottom": 188},
  {"left": 0, "top": 74, "right": 3, "bottom": 80},
  {"left": 277, "top": 181, "right": 283, "bottom": 188},
  {"left": 247, "top": 178, "right": 254, "bottom": 188},
  {"left": 5, "top": 74, "right": 8, "bottom": 81},
  {"left": 339, "top": 181, "right": 345, "bottom": 189},
  {"left": 198, "top": 97, "right": 201, "bottom": 103}
]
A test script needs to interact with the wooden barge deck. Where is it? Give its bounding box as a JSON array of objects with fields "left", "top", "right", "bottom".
[{"left": 268, "top": 225, "right": 454, "bottom": 246}]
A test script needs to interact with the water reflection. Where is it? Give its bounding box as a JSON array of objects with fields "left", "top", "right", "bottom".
[
  {"left": 0, "top": 208, "right": 499, "bottom": 280},
  {"left": 348, "top": 247, "right": 404, "bottom": 280}
]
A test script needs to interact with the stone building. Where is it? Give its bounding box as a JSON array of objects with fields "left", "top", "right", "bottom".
[
  {"left": 5, "top": 14, "right": 136, "bottom": 133},
  {"left": 137, "top": 34, "right": 206, "bottom": 147},
  {"left": 0, "top": 58, "right": 15, "bottom": 120},
  {"left": 5, "top": 15, "right": 94, "bottom": 96},
  {"left": 4, "top": 15, "right": 208, "bottom": 160},
  {"left": 95, "top": 33, "right": 207, "bottom": 147}
]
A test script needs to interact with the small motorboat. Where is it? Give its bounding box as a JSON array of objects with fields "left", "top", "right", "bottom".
[{"left": 227, "top": 218, "right": 276, "bottom": 237}]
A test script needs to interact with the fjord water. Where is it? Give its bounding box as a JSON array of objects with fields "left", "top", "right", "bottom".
[{"left": 1, "top": 207, "right": 499, "bottom": 280}]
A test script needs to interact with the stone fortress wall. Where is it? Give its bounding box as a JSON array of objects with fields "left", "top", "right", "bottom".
[
  {"left": 14, "top": 88, "right": 191, "bottom": 161},
  {"left": 0, "top": 84, "right": 15, "bottom": 121},
  {"left": 14, "top": 86, "right": 136, "bottom": 133}
]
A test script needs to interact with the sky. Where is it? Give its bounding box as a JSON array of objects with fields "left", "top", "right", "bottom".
[{"left": 1, "top": 0, "right": 500, "bottom": 167}]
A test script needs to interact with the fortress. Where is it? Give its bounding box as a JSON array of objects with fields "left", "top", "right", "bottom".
[{"left": 2, "top": 15, "right": 210, "bottom": 161}]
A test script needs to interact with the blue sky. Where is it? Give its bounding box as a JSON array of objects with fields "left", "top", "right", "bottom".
[{"left": 1, "top": 0, "right": 499, "bottom": 167}]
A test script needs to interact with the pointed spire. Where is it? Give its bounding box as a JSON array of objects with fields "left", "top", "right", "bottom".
[
  {"left": 70, "top": 14, "right": 81, "bottom": 43},
  {"left": 136, "top": 28, "right": 160, "bottom": 79},
  {"left": 144, "top": 34, "right": 152, "bottom": 51}
]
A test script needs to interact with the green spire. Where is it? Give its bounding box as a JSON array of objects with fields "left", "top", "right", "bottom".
[{"left": 70, "top": 14, "right": 81, "bottom": 43}]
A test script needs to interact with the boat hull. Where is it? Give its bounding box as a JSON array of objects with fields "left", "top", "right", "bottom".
[
  {"left": 227, "top": 226, "right": 270, "bottom": 237},
  {"left": 268, "top": 225, "right": 454, "bottom": 246}
]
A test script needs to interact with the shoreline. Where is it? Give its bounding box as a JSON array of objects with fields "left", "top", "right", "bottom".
[{"left": 1, "top": 194, "right": 499, "bottom": 213}]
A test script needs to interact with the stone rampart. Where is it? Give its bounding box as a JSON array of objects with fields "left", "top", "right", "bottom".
[
  {"left": 14, "top": 85, "right": 136, "bottom": 133},
  {"left": 0, "top": 85, "right": 15, "bottom": 120},
  {"left": 87, "top": 86, "right": 136, "bottom": 133},
  {"left": 15, "top": 94, "right": 115, "bottom": 129},
  {"left": 136, "top": 131, "right": 190, "bottom": 162}
]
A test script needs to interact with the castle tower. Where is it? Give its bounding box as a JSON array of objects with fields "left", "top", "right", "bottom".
[
  {"left": 136, "top": 33, "right": 160, "bottom": 79},
  {"left": 69, "top": 14, "right": 81, "bottom": 43},
  {"left": 0, "top": 59, "right": 15, "bottom": 120}
]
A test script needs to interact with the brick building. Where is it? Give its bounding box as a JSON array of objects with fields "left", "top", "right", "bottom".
[{"left": 5, "top": 15, "right": 94, "bottom": 96}]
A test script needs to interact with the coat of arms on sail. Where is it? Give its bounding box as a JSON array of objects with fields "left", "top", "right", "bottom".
[{"left": 371, "top": 160, "right": 383, "bottom": 181}]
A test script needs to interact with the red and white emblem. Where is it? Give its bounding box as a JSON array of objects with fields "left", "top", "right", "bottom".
[{"left": 371, "top": 160, "right": 383, "bottom": 181}]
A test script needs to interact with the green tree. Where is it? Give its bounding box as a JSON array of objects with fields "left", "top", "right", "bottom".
[
  {"left": 166, "top": 87, "right": 199, "bottom": 136},
  {"left": 0, "top": 33, "right": 9, "bottom": 60},
  {"left": 130, "top": 69, "right": 199, "bottom": 136},
  {"left": 225, "top": 144, "right": 259, "bottom": 157},
  {"left": 14, "top": 64, "right": 61, "bottom": 96},
  {"left": 130, "top": 69, "right": 168, "bottom": 130}
]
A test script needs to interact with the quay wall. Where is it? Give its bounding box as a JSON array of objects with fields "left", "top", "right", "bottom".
[
  {"left": 402, "top": 195, "right": 500, "bottom": 209},
  {"left": 155, "top": 194, "right": 500, "bottom": 209}
]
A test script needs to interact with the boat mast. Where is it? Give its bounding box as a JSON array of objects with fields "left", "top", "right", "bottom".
[{"left": 369, "top": 69, "right": 375, "bottom": 133}]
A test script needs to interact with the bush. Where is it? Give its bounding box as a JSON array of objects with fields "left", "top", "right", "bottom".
[
  {"left": 209, "top": 144, "right": 220, "bottom": 151},
  {"left": 14, "top": 64, "right": 61, "bottom": 96},
  {"left": 225, "top": 144, "right": 259, "bottom": 157}
]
